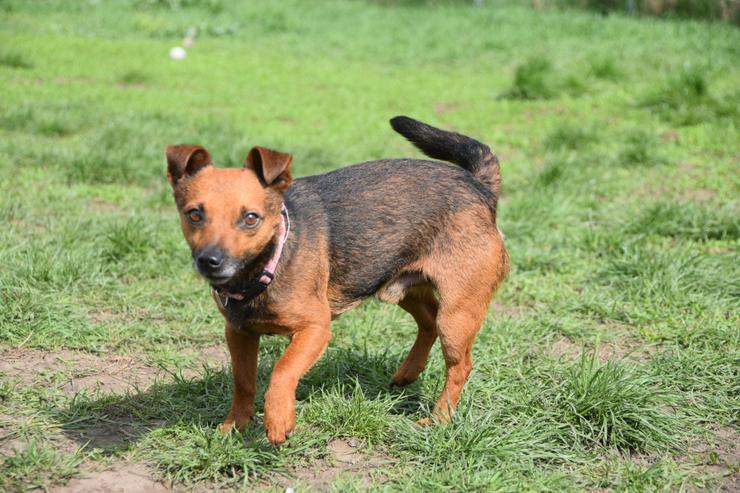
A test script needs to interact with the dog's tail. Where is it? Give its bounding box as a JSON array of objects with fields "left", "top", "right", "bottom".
[{"left": 390, "top": 116, "right": 500, "bottom": 197}]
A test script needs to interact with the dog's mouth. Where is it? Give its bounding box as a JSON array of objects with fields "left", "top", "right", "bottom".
[{"left": 202, "top": 273, "right": 232, "bottom": 286}]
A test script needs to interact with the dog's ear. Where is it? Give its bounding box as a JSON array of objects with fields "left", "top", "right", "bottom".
[
  {"left": 166, "top": 144, "right": 212, "bottom": 186},
  {"left": 244, "top": 146, "right": 293, "bottom": 192}
]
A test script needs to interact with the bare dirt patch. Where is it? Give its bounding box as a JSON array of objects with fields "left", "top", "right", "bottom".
[
  {"left": 278, "top": 438, "right": 393, "bottom": 491},
  {"left": 0, "top": 347, "right": 163, "bottom": 394},
  {"left": 180, "top": 344, "right": 229, "bottom": 378},
  {"left": 89, "top": 309, "right": 121, "bottom": 324},
  {"left": 680, "top": 187, "right": 717, "bottom": 203},
  {"left": 192, "top": 344, "right": 229, "bottom": 367},
  {"left": 50, "top": 463, "right": 169, "bottom": 493},
  {"left": 491, "top": 301, "right": 530, "bottom": 319},
  {"left": 660, "top": 129, "right": 680, "bottom": 142},
  {"left": 683, "top": 426, "right": 740, "bottom": 492},
  {"left": 66, "top": 418, "right": 167, "bottom": 451},
  {"left": 548, "top": 336, "right": 656, "bottom": 363},
  {"left": 0, "top": 435, "right": 28, "bottom": 457},
  {"left": 88, "top": 198, "right": 124, "bottom": 213},
  {"left": 1, "top": 413, "right": 80, "bottom": 459}
]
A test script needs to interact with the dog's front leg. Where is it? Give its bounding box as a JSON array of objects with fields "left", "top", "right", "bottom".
[
  {"left": 219, "top": 324, "right": 260, "bottom": 433},
  {"left": 263, "top": 324, "right": 331, "bottom": 445}
]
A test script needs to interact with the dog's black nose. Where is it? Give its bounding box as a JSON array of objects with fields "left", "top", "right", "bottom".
[{"left": 196, "top": 247, "right": 224, "bottom": 272}]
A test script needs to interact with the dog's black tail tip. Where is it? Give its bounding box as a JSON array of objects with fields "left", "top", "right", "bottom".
[
  {"left": 389, "top": 115, "right": 415, "bottom": 133},
  {"left": 389, "top": 115, "right": 501, "bottom": 197}
]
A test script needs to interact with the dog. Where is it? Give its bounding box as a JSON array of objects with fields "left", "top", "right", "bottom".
[{"left": 165, "top": 116, "right": 508, "bottom": 445}]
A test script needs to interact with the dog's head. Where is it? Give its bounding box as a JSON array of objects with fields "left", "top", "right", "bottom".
[{"left": 165, "top": 144, "right": 292, "bottom": 286}]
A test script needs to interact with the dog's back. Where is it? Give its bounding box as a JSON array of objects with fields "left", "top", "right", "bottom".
[{"left": 285, "top": 117, "right": 505, "bottom": 311}]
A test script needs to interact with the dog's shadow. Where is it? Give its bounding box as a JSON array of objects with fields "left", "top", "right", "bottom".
[{"left": 57, "top": 345, "right": 431, "bottom": 452}]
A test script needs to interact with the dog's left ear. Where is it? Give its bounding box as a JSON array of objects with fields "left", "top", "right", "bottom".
[
  {"left": 166, "top": 144, "right": 212, "bottom": 186},
  {"left": 245, "top": 146, "right": 293, "bottom": 192}
]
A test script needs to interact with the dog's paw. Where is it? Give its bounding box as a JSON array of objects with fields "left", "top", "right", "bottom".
[
  {"left": 218, "top": 421, "right": 236, "bottom": 434},
  {"left": 218, "top": 413, "right": 251, "bottom": 434},
  {"left": 264, "top": 409, "right": 295, "bottom": 446},
  {"left": 390, "top": 361, "right": 424, "bottom": 386},
  {"left": 390, "top": 372, "right": 417, "bottom": 387},
  {"left": 417, "top": 413, "right": 452, "bottom": 426}
]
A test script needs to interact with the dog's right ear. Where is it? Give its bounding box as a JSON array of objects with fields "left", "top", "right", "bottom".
[
  {"left": 244, "top": 146, "right": 293, "bottom": 192},
  {"left": 165, "top": 144, "right": 212, "bottom": 186}
]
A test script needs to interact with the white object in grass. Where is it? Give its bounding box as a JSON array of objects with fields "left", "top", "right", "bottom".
[{"left": 169, "top": 46, "right": 186, "bottom": 60}]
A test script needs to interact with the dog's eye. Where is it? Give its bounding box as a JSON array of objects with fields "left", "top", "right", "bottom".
[
  {"left": 241, "top": 212, "right": 261, "bottom": 229},
  {"left": 185, "top": 208, "right": 204, "bottom": 224}
]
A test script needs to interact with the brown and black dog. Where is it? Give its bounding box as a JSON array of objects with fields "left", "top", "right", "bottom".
[{"left": 165, "top": 116, "right": 508, "bottom": 445}]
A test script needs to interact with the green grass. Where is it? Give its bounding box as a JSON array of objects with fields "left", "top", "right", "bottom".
[{"left": 0, "top": 0, "right": 738, "bottom": 491}]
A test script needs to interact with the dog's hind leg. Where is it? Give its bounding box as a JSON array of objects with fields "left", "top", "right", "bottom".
[
  {"left": 391, "top": 292, "right": 438, "bottom": 386},
  {"left": 422, "top": 292, "right": 490, "bottom": 424},
  {"left": 420, "top": 226, "right": 507, "bottom": 424}
]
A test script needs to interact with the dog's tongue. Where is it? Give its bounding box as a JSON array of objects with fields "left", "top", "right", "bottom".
[{"left": 223, "top": 290, "right": 244, "bottom": 300}]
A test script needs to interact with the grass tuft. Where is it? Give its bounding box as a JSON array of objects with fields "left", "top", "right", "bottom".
[
  {"left": 546, "top": 124, "right": 598, "bottom": 150},
  {"left": 618, "top": 129, "right": 663, "bottom": 166},
  {"left": 0, "top": 438, "right": 83, "bottom": 491},
  {"left": 640, "top": 67, "right": 738, "bottom": 125},
  {"left": 650, "top": 348, "right": 739, "bottom": 423},
  {"left": 0, "top": 105, "right": 78, "bottom": 137},
  {"left": 117, "top": 70, "right": 151, "bottom": 85},
  {"left": 627, "top": 201, "right": 739, "bottom": 241},
  {"left": 561, "top": 353, "right": 683, "bottom": 452},
  {"left": 0, "top": 51, "right": 32, "bottom": 69},
  {"left": 301, "top": 381, "right": 397, "bottom": 443},
  {"left": 140, "top": 424, "right": 282, "bottom": 484},
  {"left": 589, "top": 55, "right": 621, "bottom": 81},
  {"left": 104, "top": 219, "right": 155, "bottom": 263},
  {"left": 501, "top": 56, "right": 559, "bottom": 100},
  {"left": 535, "top": 160, "right": 565, "bottom": 188}
]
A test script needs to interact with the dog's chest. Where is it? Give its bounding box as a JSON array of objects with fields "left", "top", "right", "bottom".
[{"left": 215, "top": 298, "right": 291, "bottom": 335}]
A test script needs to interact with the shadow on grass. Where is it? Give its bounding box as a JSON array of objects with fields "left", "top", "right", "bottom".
[{"left": 55, "top": 346, "right": 428, "bottom": 452}]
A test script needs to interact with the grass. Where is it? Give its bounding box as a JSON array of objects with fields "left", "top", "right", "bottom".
[
  {"left": 0, "top": 50, "right": 32, "bottom": 69},
  {"left": 640, "top": 66, "right": 739, "bottom": 126},
  {"left": 0, "top": 0, "right": 738, "bottom": 491}
]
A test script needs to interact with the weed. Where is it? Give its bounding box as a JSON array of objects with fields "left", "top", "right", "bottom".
[{"left": 0, "top": 50, "right": 32, "bottom": 69}]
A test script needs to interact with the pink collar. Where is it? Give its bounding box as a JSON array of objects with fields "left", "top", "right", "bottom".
[{"left": 213, "top": 205, "right": 290, "bottom": 307}]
